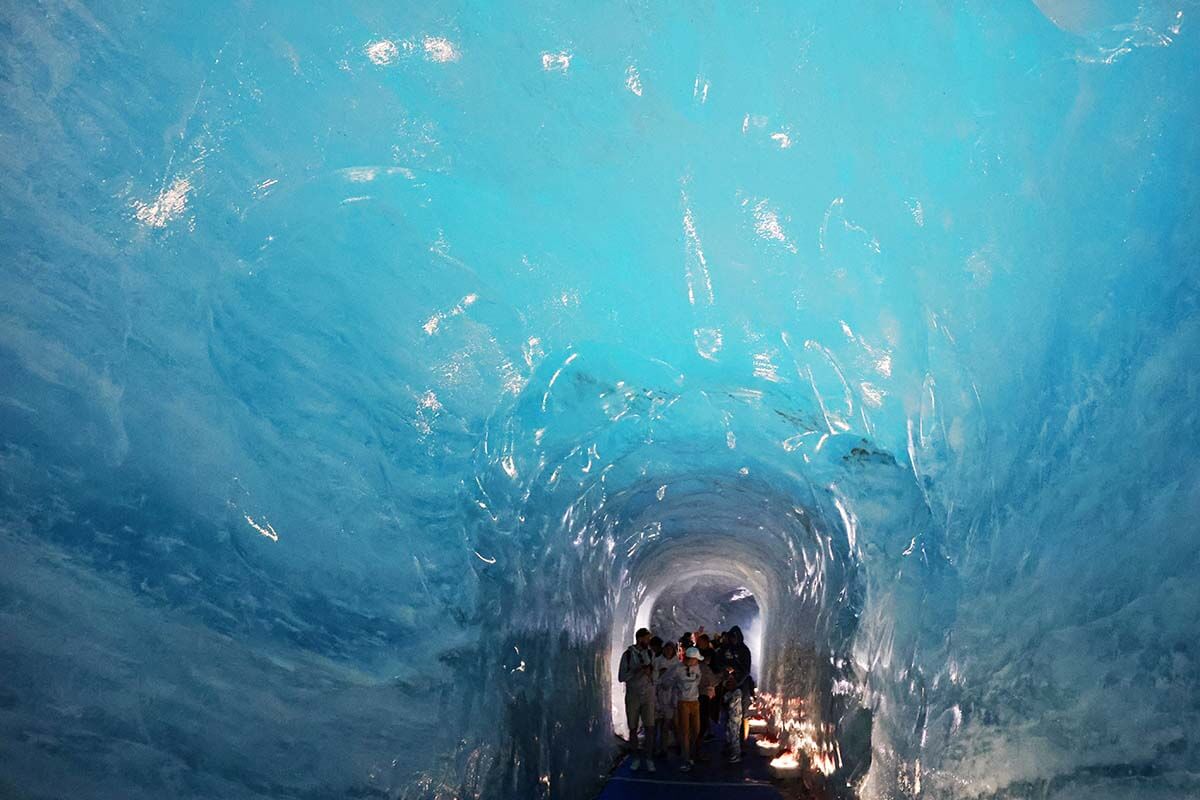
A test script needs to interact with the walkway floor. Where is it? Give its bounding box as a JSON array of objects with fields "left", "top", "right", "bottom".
[{"left": 596, "top": 731, "right": 797, "bottom": 800}]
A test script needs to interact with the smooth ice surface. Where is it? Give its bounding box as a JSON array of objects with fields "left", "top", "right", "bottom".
[{"left": 1, "top": 2, "right": 1198, "bottom": 799}]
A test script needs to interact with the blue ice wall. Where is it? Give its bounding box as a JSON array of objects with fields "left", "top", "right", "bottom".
[{"left": 1, "top": 2, "right": 1198, "bottom": 798}]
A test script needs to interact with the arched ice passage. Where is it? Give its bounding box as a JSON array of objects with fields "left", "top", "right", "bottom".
[{"left": 465, "top": 348, "right": 944, "bottom": 798}]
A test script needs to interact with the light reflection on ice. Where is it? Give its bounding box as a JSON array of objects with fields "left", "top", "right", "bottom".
[
  {"left": 540, "top": 50, "right": 572, "bottom": 72},
  {"left": 624, "top": 64, "right": 643, "bottom": 96},
  {"left": 365, "top": 39, "right": 400, "bottom": 65},
  {"left": 422, "top": 36, "right": 459, "bottom": 63},
  {"left": 133, "top": 177, "right": 191, "bottom": 228}
]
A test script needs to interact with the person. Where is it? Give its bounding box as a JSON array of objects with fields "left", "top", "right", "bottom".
[
  {"left": 651, "top": 641, "right": 678, "bottom": 757},
  {"left": 673, "top": 646, "right": 712, "bottom": 772},
  {"left": 708, "top": 633, "right": 728, "bottom": 733},
  {"left": 695, "top": 632, "right": 717, "bottom": 666},
  {"left": 709, "top": 633, "right": 728, "bottom": 673},
  {"left": 722, "top": 668, "right": 744, "bottom": 764},
  {"left": 722, "top": 625, "right": 753, "bottom": 746},
  {"left": 692, "top": 645, "right": 719, "bottom": 761},
  {"left": 678, "top": 632, "right": 694, "bottom": 656},
  {"left": 723, "top": 626, "right": 752, "bottom": 684},
  {"left": 618, "top": 628, "right": 657, "bottom": 772},
  {"left": 695, "top": 634, "right": 719, "bottom": 742},
  {"left": 649, "top": 635, "right": 663, "bottom": 658}
]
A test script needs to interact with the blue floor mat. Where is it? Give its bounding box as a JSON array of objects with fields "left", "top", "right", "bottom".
[{"left": 597, "top": 731, "right": 789, "bottom": 799}]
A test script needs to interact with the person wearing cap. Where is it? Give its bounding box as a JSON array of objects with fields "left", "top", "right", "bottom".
[
  {"left": 618, "top": 627, "right": 657, "bottom": 771},
  {"left": 673, "top": 646, "right": 714, "bottom": 771}
]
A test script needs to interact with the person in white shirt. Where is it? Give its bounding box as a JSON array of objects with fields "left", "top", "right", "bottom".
[
  {"left": 617, "top": 627, "right": 656, "bottom": 771},
  {"left": 674, "top": 647, "right": 714, "bottom": 771}
]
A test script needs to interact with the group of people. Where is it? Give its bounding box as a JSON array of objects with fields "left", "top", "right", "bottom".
[{"left": 618, "top": 624, "right": 754, "bottom": 773}]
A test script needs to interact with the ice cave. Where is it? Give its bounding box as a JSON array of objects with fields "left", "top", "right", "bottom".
[{"left": 1, "top": 2, "right": 1198, "bottom": 799}]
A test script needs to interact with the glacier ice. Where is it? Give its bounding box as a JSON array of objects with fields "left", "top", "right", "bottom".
[{"left": 0, "top": 1, "right": 1198, "bottom": 799}]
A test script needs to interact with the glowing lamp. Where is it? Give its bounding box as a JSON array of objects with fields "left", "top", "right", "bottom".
[
  {"left": 769, "top": 750, "right": 803, "bottom": 778},
  {"left": 755, "top": 737, "right": 781, "bottom": 754}
]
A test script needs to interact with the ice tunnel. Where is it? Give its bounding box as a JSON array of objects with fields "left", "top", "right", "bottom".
[{"left": 1, "top": 2, "right": 1199, "bottom": 799}]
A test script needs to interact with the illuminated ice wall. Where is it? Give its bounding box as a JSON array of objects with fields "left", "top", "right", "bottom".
[{"left": 1, "top": 2, "right": 1198, "bottom": 799}]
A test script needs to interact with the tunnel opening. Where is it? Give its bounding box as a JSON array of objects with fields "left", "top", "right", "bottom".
[
  {"left": 603, "top": 485, "right": 871, "bottom": 796},
  {"left": 647, "top": 579, "right": 763, "bottom": 672},
  {"left": 469, "top": 351, "right": 938, "bottom": 799}
]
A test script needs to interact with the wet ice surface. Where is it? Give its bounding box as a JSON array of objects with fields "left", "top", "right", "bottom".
[{"left": 0, "top": 2, "right": 1198, "bottom": 799}]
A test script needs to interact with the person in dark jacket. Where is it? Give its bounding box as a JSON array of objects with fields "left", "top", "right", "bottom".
[{"left": 722, "top": 625, "right": 753, "bottom": 746}]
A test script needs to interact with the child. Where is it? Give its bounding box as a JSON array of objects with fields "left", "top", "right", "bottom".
[
  {"left": 674, "top": 647, "right": 714, "bottom": 772},
  {"left": 652, "top": 641, "right": 678, "bottom": 757}
]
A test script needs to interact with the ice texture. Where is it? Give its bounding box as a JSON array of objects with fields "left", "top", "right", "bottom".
[{"left": 0, "top": 2, "right": 1198, "bottom": 799}]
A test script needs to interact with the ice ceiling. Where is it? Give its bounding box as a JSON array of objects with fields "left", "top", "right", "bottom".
[{"left": 1, "top": 2, "right": 1199, "bottom": 799}]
